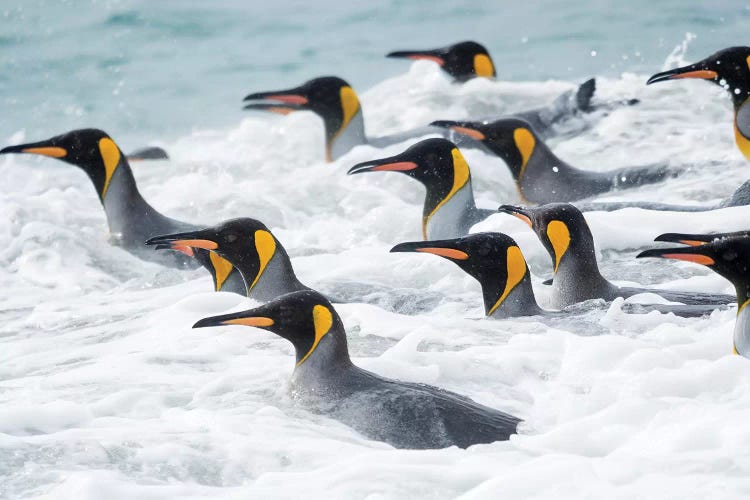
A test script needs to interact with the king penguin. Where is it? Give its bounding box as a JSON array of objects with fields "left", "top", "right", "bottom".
[
  {"left": 647, "top": 46, "right": 750, "bottom": 161},
  {"left": 431, "top": 118, "right": 676, "bottom": 204},
  {"left": 347, "top": 138, "right": 494, "bottom": 240},
  {"left": 653, "top": 230, "right": 750, "bottom": 247},
  {"left": 193, "top": 289, "right": 521, "bottom": 449},
  {"left": 0, "top": 129, "right": 245, "bottom": 295},
  {"left": 146, "top": 218, "right": 309, "bottom": 301},
  {"left": 497, "top": 203, "right": 735, "bottom": 308},
  {"left": 638, "top": 234, "right": 750, "bottom": 356},
  {"left": 391, "top": 233, "right": 544, "bottom": 318},
  {"left": 242, "top": 76, "right": 598, "bottom": 162},
  {"left": 575, "top": 179, "right": 750, "bottom": 213},
  {"left": 386, "top": 40, "right": 497, "bottom": 81},
  {"left": 390, "top": 232, "right": 718, "bottom": 319}
]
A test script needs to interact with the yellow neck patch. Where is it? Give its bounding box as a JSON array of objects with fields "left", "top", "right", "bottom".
[
  {"left": 547, "top": 220, "right": 571, "bottom": 273},
  {"left": 339, "top": 86, "right": 360, "bottom": 131},
  {"left": 98, "top": 138, "right": 121, "bottom": 199},
  {"left": 488, "top": 246, "right": 527, "bottom": 316},
  {"left": 473, "top": 54, "right": 494, "bottom": 77},
  {"left": 513, "top": 128, "right": 535, "bottom": 182},
  {"left": 326, "top": 86, "right": 362, "bottom": 162},
  {"left": 209, "top": 252, "right": 234, "bottom": 292},
  {"left": 248, "top": 230, "right": 277, "bottom": 292},
  {"left": 297, "top": 304, "right": 334, "bottom": 366},
  {"left": 422, "top": 148, "right": 471, "bottom": 239},
  {"left": 734, "top": 119, "right": 750, "bottom": 161}
]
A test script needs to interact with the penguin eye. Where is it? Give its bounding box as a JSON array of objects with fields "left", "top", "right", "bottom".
[
  {"left": 224, "top": 234, "right": 238, "bottom": 244},
  {"left": 478, "top": 243, "right": 492, "bottom": 257},
  {"left": 722, "top": 249, "right": 738, "bottom": 262}
]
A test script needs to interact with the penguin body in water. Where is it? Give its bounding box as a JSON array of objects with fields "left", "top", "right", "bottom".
[
  {"left": 647, "top": 46, "right": 750, "bottom": 161},
  {"left": 638, "top": 234, "right": 750, "bottom": 356},
  {"left": 147, "top": 218, "right": 309, "bottom": 301},
  {"left": 576, "top": 179, "right": 750, "bottom": 212},
  {"left": 0, "top": 129, "right": 244, "bottom": 294},
  {"left": 391, "top": 233, "right": 544, "bottom": 318},
  {"left": 347, "top": 138, "right": 494, "bottom": 240},
  {"left": 243, "top": 76, "right": 597, "bottom": 161},
  {"left": 431, "top": 118, "right": 676, "bottom": 204},
  {"left": 194, "top": 289, "right": 521, "bottom": 449},
  {"left": 387, "top": 41, "right": 498, "bottom": 81},
  {"left": 498, "top": 203, "right": 735, "bottom": 308},
  {"left": 391, "top": 232, "right": 718, "bottom": 319}
]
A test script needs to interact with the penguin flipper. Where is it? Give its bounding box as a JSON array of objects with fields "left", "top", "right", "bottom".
[
  {"left": 611, "top": 163, "right": 678, "bottom": 188},
  {"left": 587, "top": 179, "right": 750, "bottom": 212},
  {"left": 575, "top": 78, "right": 596, "bottom": 112},
  {"left": 126, "top": 146, "right": 170, "bottom": 161},
  {"left": 621, "top": 302, "right": 728, "bottom": 317},
  {"left": 576, "top": 201, "right": 717, "bottom": 213},
  {"left": 619, "top": 287, "right": 735, "bottom": 306},
  {"left": 719, "top": 180, "right": 750, "bottom": 208}
]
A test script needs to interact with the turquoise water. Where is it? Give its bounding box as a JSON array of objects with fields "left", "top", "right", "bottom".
[{"left": 2, "top": 0, "right": 748, "bottom": 144}]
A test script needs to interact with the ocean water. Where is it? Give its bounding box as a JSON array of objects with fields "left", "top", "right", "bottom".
[{"left": 3, "top": 1, "right": 750, "bottom": 499}]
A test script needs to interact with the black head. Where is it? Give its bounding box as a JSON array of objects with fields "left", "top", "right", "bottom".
[
  {"left": 498, "top": 203, "right": 594, "bottom": 274},
  {"left": 647, "top": 47, "right": 750, "bottom": 107},
  {"left": 348, "top": 138, "right": 473, "bottom": 235},
  {"left": 347, "top": 138, "right": 467, "bottom": 185},
  {"left": 0, "top": 128, "right": 127, "bottom": 200},
  {"left": 387, "top": 41, "right": 496, "bottom": 81},
  {"left": 391, "top": 232, "right": 532, "bottom": 316},
  {"left": 637, "top": 234, "right": 750, "bottom": 305},
  {"left": 431, "top": 118, "right": 539, "bottom": 180},
  {"left": 243, "top": 76, "right": 361, "bottom": 160},
  {"left": 193, "top": 290, "right": 348, "bottom": 367},
  {"left": 147, "top": 218, "right": 280, "bottom": 294}
]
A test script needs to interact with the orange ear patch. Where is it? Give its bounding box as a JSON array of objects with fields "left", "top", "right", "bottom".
[{"left": 416, "top": 247, "right": 470, "bottom": 260}]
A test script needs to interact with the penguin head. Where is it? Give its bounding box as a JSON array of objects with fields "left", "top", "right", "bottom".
[
  {"left": 637, "top": 234, "right": 750, "bottom": 303},
  {"left": 147, "top": 218, "right": 279, "bottom": 294},
  {"left": 431, "top": 118, "right": 538, "bottom": 180},
  {"left": 498, "top": 203, "right": 592, "bottom": 273},
  {"left": 387, "top": 41, "right": 496, "bottom": 81},
  {"left": 243, "top": 76, "right": 362, "bottom": 161},
  {"left": 390, "top": 232, "right": 532, "bottom": 316},
  {"left": 348, "top": 138, "right": 473, "bottom": 237},
  {"left": 647, "top": 46, "right": 750, "bottom": 107},
  {"left": 193, "top": 290, "right": 347, "bottom": 367},
  {"left": 0, "top": 128, "right": 127, "bottom": 200},
  {"left": 347, "top": 138, "right": 470, "bottom": 192}
]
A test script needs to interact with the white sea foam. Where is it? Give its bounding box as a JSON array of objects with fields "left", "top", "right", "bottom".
[{"left": 2, "top": 55, "right": 750, "bottom": 499}]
